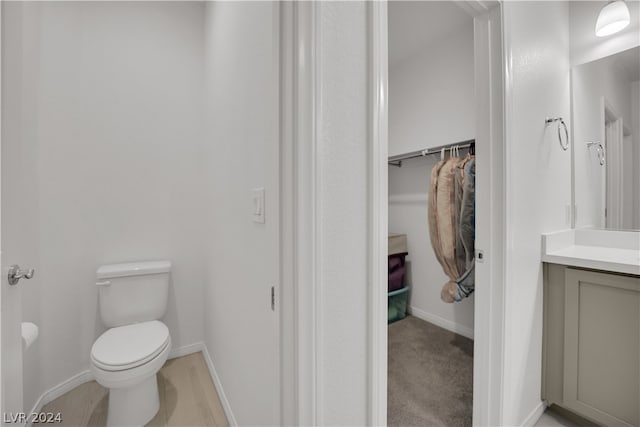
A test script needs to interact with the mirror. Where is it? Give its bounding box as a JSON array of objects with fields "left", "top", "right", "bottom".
[
  {"left": 572, "top": 46, "right": 639, "bottom": 230},
  {"left": 571, "top": 1, "right": 640, "bottom": 231}
]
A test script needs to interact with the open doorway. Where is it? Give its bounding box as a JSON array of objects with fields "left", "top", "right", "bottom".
[
  {"left": 369, "top": 1, "right": 506, "bottom": 426},
  {"left": 386, "top": 2, "right": 475, "bottom": 425},
  {"left": 386, "top": 3, "right": 475, "bottom": 424},
  {"left": 603, "top": 100, "right": 633, "bottom": 229}
]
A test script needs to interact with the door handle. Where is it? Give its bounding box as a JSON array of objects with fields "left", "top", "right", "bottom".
[{"left": 8, "top": 265, "right": 35, "bottom": 286}]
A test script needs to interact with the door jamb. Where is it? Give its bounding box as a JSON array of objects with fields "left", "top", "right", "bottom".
[
  {"left": 279, "top": 2, "right": 319, "bottom": 425},
  {"left": 366, "top": 2, "right": 389, "bottom": 426},
  {"left": 0, "top": 0, "right": 4, "bottom": 415}
]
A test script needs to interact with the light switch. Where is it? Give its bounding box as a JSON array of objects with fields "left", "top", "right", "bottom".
[{"left": 252, "top": 188, "right": 265, "bottom": 223}]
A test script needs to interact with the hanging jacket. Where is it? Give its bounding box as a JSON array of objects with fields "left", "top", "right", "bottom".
[
  {"left": 428, "top": 157, "right": 463, "bottom": 284},
  {"left": 455, "top": 155, "right": 473, "bottom": 274},
  {"left": 429, "top": 155, "right": 476, "bottom": 303},
  {"left": 446, "top": 158, "right": 476, "bottom": 302},
  {"left": 459, "top": 158, "right": 475, "bottom": 268}
]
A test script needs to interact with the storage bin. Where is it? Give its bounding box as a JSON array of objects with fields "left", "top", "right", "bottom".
[
  {"left": 388, "top": 233, "right": 408, "bottom": 256},
  {"left": 388, "top": 233, "right": 408, "bottom": 292},
  {"left": 388, "top": 255, "right": 406, "bottom": 292},
  {"left": 388, "top": 286, "right": 409, "bottom": 324}
]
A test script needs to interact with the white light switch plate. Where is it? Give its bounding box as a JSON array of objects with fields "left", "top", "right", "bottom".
[{"left": 252, "top": 188, "right": 265, "bottom": 223}]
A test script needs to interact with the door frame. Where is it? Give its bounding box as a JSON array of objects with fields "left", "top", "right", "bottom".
[
  {"left": 367, "top": 2, "right": 389, "bottom": 425},
  {"left": 0, "top": 0, "right": 4, "bottom": 414},
  {"left": 469, "top": 4, "right": 507, "bottom": 425},
  {"left": 279, "top": 2, "right": 319, "bottom": 425},
  {"left": 280, "top": 2, "right": 389, "bottom": 424},
  {"left": 0, "top": 2, "right": 24, "bottom": 419},
  {"left": 602, "top": 97, "right": 625, "bottom": 229}
]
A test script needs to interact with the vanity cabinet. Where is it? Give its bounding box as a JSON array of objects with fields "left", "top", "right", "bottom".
[{"left": 543, "top": 264, "right": 640, "bottom": 427}]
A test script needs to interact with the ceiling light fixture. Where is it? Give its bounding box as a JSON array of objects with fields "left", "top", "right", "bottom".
[{"left": 595, "top": 1, "right": 631, "bottom": 37}]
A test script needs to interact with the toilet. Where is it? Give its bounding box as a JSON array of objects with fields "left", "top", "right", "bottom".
[{"left": 90, "top": 261, "right": 172, "bottom": 427}]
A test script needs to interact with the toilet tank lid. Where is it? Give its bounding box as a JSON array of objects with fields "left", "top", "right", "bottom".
[{"left": 96, "top": 261, "right": 172, "bottom": 279}]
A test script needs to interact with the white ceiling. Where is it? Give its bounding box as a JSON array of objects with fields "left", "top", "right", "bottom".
[{"left": 388, "top": 1, "right": 473, "bottom": 68}]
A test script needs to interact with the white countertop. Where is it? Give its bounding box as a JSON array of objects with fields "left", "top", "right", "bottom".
[{"left": 542, "top": 229, "right": 640, "bottom": 276}]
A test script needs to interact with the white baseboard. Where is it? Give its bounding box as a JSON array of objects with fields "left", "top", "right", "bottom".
[
  {"left": 408, "top": 306, "right": 474, "bottom": 339},
  {"left": 200, "top": 344, "right": 238, "bottom": 427},
  {"left": 389, "top": 194, "right": 428, "bottom": 204},
  {"left": 26, "top": 341, "right": 207, "bottom": 425},
  {"left": 169, "top": 341, "right": 205, "bottom": 359},
  {"left": 27, "top": 370, "right": 93, "bottom": 426},
  {"left": 521, "top": 400, "right": 546, "bottom": 427}
]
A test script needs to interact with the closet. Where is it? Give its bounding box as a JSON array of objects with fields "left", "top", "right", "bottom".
[{"left": 387, "top": 2, "right": 477, "bottom": 426}]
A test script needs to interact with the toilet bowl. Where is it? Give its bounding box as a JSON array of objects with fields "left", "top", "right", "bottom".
[
  {"left": 91, "top": 321, "right": 171, "bottom": 426},
  {"left": 91, "top": 261, "right": 172, "bottom": 427}
]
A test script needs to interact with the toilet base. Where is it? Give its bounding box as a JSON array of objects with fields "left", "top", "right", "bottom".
[{"left": 107, "top": 375, "right": 159, "bottom": 427}]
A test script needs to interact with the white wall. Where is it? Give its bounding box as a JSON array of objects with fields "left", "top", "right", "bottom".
[
  {"left": 203, "top": 2, "right": 280, "bottom": 426},
  {"left": 387, "top": 19, "right": 475, "bottom": 337},
  {"left": 502, "top": 2, "right": 572, "bottom": 425},
  {"left": 572, "top": 54, "right": 634, "bottom": 228},
  {"left": 388, "top": 23, "right": 475, "bottom": 157},
  {"left": 2, "top": 1, "right": 206, "bottom": 411}
]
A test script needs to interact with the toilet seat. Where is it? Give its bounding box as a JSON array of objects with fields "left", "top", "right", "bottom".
[{"left": 91, "top": 320, "right": 170, "bottom": 371}]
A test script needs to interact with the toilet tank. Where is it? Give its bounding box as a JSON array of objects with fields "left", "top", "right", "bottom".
[{"left": 96, "top": 261, "right": 171, "bottom": 328}]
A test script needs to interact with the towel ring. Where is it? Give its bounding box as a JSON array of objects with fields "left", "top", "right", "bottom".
[
  {"left": 586, "top": 141, "right": 605, "bottom": 166},
  {"left": 545, "top": 117, "right": 569, "bottom": 151}
]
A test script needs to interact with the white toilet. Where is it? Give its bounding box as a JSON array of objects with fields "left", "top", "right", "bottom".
[{"left": 90, "top": 261, "right": 172, "bottom": 427}]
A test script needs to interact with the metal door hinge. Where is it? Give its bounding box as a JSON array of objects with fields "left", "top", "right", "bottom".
[{"left": 271, "top": 286, "right": 275, "bottom": 311}]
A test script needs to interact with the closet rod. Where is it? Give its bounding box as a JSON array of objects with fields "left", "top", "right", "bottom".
[{"left": 388, "top": 138, "right": 475, "bottom": 167}]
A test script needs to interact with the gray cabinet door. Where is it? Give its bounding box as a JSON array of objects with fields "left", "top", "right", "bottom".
[{"left": 563, "top": 268, "right": 640, "bottom": 427}]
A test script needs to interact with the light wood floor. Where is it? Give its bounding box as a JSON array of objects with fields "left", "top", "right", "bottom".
[{"left": 41, "top": 352, "right": 229, "bottom": 427}]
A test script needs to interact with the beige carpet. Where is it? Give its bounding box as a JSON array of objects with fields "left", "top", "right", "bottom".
[{"left": 388, "top": 316, "right": 473, "bottom": 427}]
